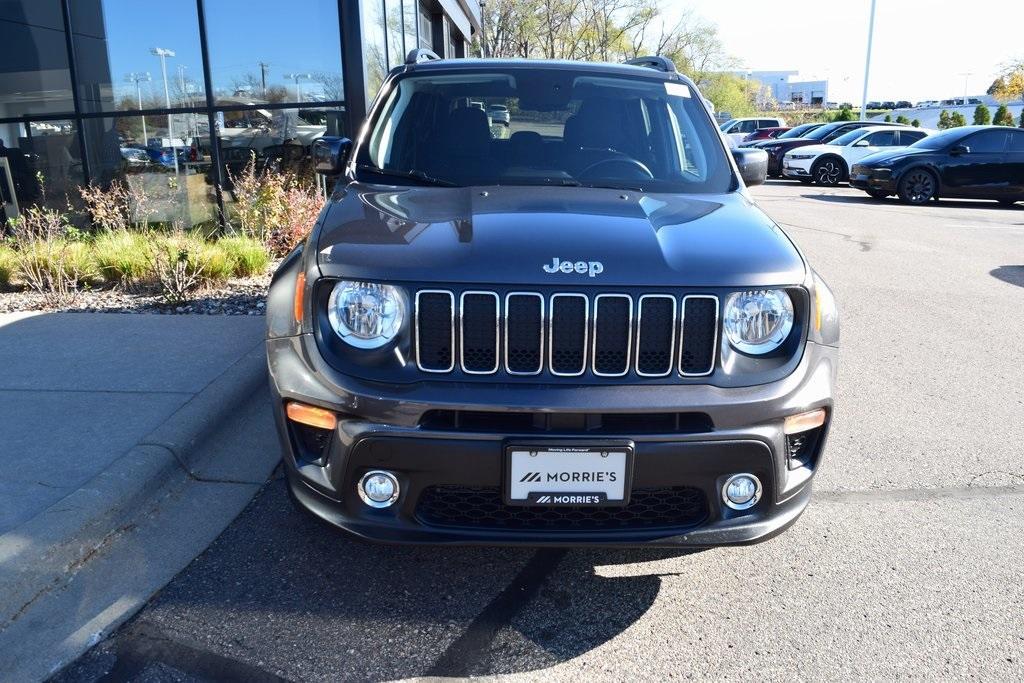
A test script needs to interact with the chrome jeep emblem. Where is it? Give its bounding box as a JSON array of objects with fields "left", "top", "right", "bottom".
[{"left": 543, "top": 257, "right": 604, "bottom": 277}]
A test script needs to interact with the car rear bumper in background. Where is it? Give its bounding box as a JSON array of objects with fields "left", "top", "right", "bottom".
[{"left": 268, "top": 335, "right": 837, "bottom": 547}]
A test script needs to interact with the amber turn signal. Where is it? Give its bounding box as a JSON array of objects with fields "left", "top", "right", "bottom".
[
  {"left": 294, "top": 272, "right": 306, "bottom": 324},
  {"left": 286, "top": 401, "right": 337, "bottom": 431},
  {"left": 783, "top": 408, "right": 826, "bottom": 435}
]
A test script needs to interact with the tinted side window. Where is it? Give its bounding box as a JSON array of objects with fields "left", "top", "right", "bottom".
[
  {"left": 899, "top": 131, "right": 926, "bottom": 145},
  {"left": 1008, "top": 131, "right": 1024, "bottom": 152},
  {"left": 759, "top": 120, "right": 776, "bottom": 129},
  {"left": 966, "top": 131, "right": 1007, "bottom": 154},
  {"left": 866, "top": 130, "right": 898, "bottom": 146},
  {"left": 738, "top": 120, "right": 758, "bottom": 133}
]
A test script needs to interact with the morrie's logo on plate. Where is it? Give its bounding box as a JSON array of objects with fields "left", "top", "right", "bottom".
[
  {"left": 520, "top": 470, "right": 618, "bottom": 483},
  {"left": 543, "top": 257, "right": 604, "bottom": 277}
]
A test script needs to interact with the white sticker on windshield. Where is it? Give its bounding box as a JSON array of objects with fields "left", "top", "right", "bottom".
[{"left": 665, "top": 82, "right": 691, "bottom": 98}]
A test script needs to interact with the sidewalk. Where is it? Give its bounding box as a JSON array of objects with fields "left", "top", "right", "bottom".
[{"left": 0, "top": 312, "right": 278, "bottom": 681}]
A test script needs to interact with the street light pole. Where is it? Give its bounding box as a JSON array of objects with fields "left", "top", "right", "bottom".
[
  {"left": 126, "top": 72, "right": 151, "bottom": 146},
  {"left": 859, "top": 0, "right": 877, "bottom": 121},
  {"left": 958, "top": 72, "right": 973, "bottom": 106},
  {"left": 151, "top": 47, "right": 178, "bottom": 174}
]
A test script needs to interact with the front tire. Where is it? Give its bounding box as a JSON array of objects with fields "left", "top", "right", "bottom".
[
  {"left": 812, "top": 157, "right": 846, "bottom": 186},
  {"left": 898, "top": 169, "right": 937, "bottom": 205}
]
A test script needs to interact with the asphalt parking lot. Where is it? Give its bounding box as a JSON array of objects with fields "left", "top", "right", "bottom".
[{"left": 61, "top": 181, "right": 1024, "bottom": 681}]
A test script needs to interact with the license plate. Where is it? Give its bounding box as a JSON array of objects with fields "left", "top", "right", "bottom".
[{"left": 505, "top": 444, "right": 632, "bottom": 506}]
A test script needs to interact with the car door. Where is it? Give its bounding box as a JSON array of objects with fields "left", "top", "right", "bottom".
[
  {"left": 847, "top": 129, "right": 898, "bottom": 164},
  {"left": 940, "top": 130, "right": 1009, "bottom": 197},
  {"left": 1006, "top": 130, "right": 1024, "bottom": 197}
]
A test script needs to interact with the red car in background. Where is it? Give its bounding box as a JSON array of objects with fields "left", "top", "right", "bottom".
[{"left": 742, "top": 126, "right": 790, "bottom": 143}]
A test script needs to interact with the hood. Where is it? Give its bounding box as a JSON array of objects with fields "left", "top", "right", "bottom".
[
  {"left": 856, "top": 147, "right": 930, "bottom": 166},
  {"left": 316, "top": 184, "right": 806, "bottom": 288}
]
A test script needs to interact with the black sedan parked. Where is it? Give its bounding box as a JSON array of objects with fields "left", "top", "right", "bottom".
[{"left": 850, "top": 125, "right": 1024, "bottom": 205}]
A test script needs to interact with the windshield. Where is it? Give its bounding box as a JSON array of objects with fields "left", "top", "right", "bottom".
[
  {"left": 910, "top": 128, "right": 962, "bottom": 150},
  {"left": 828, "top": 129, "right": 866, "bottom": 146},
  {"left": 778, "top": 123, "right": 819, "bottom": 139},
  {"left": 804, "top": 123, "right": 846, "bottom": 141},
  {"left": 357, "top": 68, "right": 733, "bottom": 192}
]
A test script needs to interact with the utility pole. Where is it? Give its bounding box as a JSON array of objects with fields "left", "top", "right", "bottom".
[
  {"left": 151, "top": 47, "right": 178, "bottom": 174},
  {"left": 859, "top": 0, "right": 877, "bottom": 121},
  {"left": 177, "top": 64, "right": 191, "bottom": 141},
  {"left": 283, "top": 73, "right": 311, "bottom": 102},
  {"left": 258, "top": 61, "right": 270, "bottom": 98},
  {"left": 125, "top": 72, "right": 151, "bottom": 146}
]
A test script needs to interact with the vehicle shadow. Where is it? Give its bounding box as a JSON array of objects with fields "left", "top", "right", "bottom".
[
  {"left": 991, "top": 265, "right": 1024, "bottom": 289},
  {"left": 63, "top": 476, "right": 707, "bottom": 681},
  {"left": 804, "top": 193, "right": 1023, "bottom": 211}
]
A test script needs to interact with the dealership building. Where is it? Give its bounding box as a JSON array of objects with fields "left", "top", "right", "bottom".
[
  {"left": 735, "top": 70, "right": 829, "bottom": 108},
  {"left": 0, "top": 0, "right": 481, "bottom": 228}
]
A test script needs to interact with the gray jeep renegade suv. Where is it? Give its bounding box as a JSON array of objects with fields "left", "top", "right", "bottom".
[{"left": 265, "top": 52, "right": 839, "bottom": 547}]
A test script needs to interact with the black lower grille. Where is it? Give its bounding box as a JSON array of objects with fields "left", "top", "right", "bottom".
[{"left": 415, "top": 486, "right": 708, "bottom": 531}]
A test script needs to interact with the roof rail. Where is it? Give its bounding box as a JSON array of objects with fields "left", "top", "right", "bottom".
[
  {"left": 624, "top": 56, "right": 678, "bottom": 74},
  {"left": 406, "top": 48, "right": 440, "bottom": 65}
]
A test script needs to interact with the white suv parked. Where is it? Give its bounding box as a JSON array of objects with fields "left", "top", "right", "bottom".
[
  {"left": 720, "top": 117, "right": 786, "bottom": 144},
  {"left": 782, "top": 125, "right": 933, "bottom": 185}
]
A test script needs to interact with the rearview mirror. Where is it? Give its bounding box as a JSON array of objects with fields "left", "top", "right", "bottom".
[
  {"left": 732, "top": 148, "right": 768, "bottom": 187},
  {"left": 313, "top": 136, "right": 352, "bottom": 175},
  {"left": 950, "top": 144, "right": 970, "bottom": 156}
]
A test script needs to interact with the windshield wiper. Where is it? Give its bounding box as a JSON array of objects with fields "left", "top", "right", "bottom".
[
  {"left": 580, "top": 182, "right": 646, "bottom": 192},
  {"left": 356, "top": 165, "right": 458, "bottom": 187}
]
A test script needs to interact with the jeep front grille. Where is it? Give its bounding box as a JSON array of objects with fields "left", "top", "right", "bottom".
[{"left": 414, "top": 290, "right": 719, "bottom": 379}]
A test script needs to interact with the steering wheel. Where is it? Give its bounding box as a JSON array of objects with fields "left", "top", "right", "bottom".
[{"left": 577, "top": 156, "right": 655, "bottom": 181}]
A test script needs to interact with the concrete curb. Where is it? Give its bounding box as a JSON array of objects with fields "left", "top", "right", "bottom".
[{"left": 0, "top": 339, "right": 271, "bottom": 680}]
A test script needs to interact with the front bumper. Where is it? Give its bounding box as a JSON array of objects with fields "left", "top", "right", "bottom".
[
  {"left": 268, "top": 335, "right": 837, "bottom": 546},
  {"left": 849, "top": 168, "right": 897, "bottom": 193},
  {"left": 782, "top": 158, "right": 813, "bottom": 179}
]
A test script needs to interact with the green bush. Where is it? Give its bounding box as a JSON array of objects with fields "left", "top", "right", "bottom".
[
  {"left": 973, "top": 104, "right": 991, "bottom": 125},
  {"left": 217, "top": 236, "right": 270, "bottom": 278},
  {"left": 993, "top": 104, "right": 1015, "bottom": 126},
  {"left": 950, "top": 112, "right": 967, "bottom": 127},
  {"left": 895, "top": 115, "right": 910, "bottom": 124},
  {"left": 911, "top": 118, "right": 921, "bottom": 127},
  {"left": 883, "top": 114, "right": 892, "bottom": 122},
  {"left": 0, "top": 244, "right": 17, "bottom": 288},
  {"left": 92, "top": 230, "right": 153, "bottom": 284}
]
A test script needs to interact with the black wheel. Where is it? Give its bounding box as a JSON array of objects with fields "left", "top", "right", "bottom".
[
  {"left": 898, "top": 169, "right": 937, "bottom": 205},
  {"left": 866, "top": 189, "right": 889, "bottom": 199},
  {"left": 997, "top": 198, "right": 1018, "bottom": 207},
  {"left": 812, "top": 157, "right": 846, "bottom": 186}
]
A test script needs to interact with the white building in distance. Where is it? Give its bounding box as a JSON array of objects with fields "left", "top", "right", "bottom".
[{"left": 734, "top": 70, "right": 829, "bottom": 108}]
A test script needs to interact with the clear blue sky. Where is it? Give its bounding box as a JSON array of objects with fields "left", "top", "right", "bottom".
[{"left": 667, "top": 0, "right": 1024, "bottom": 104}]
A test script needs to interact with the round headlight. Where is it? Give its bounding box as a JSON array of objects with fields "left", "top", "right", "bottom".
[
  {"left": 327, "top": 280, "right": 405, "bottom": 349},
  {"left": 723, "top": 289, "right": 794, "bottom": 355}
]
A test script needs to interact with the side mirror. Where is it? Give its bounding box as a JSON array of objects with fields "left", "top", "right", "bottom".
[
  {"left": 732, "top": 148, "right": 768, "bottom": 187},
  {"left": 313, "top": 136, "right": 352, "bottom": 175},
  {"left": 853, "top": 139, "right": 871, "bottom": 147},
  {"left": 950, "top": 144, "right": 970, "bottom": 156}
]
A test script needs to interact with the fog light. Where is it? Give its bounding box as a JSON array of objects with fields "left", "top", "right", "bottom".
[
  {"left": 722, "top": 473, "right": 762, "bottom": 510},
  {"left": 357, "top": 470, "right": 400, "bottom": 508}
]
